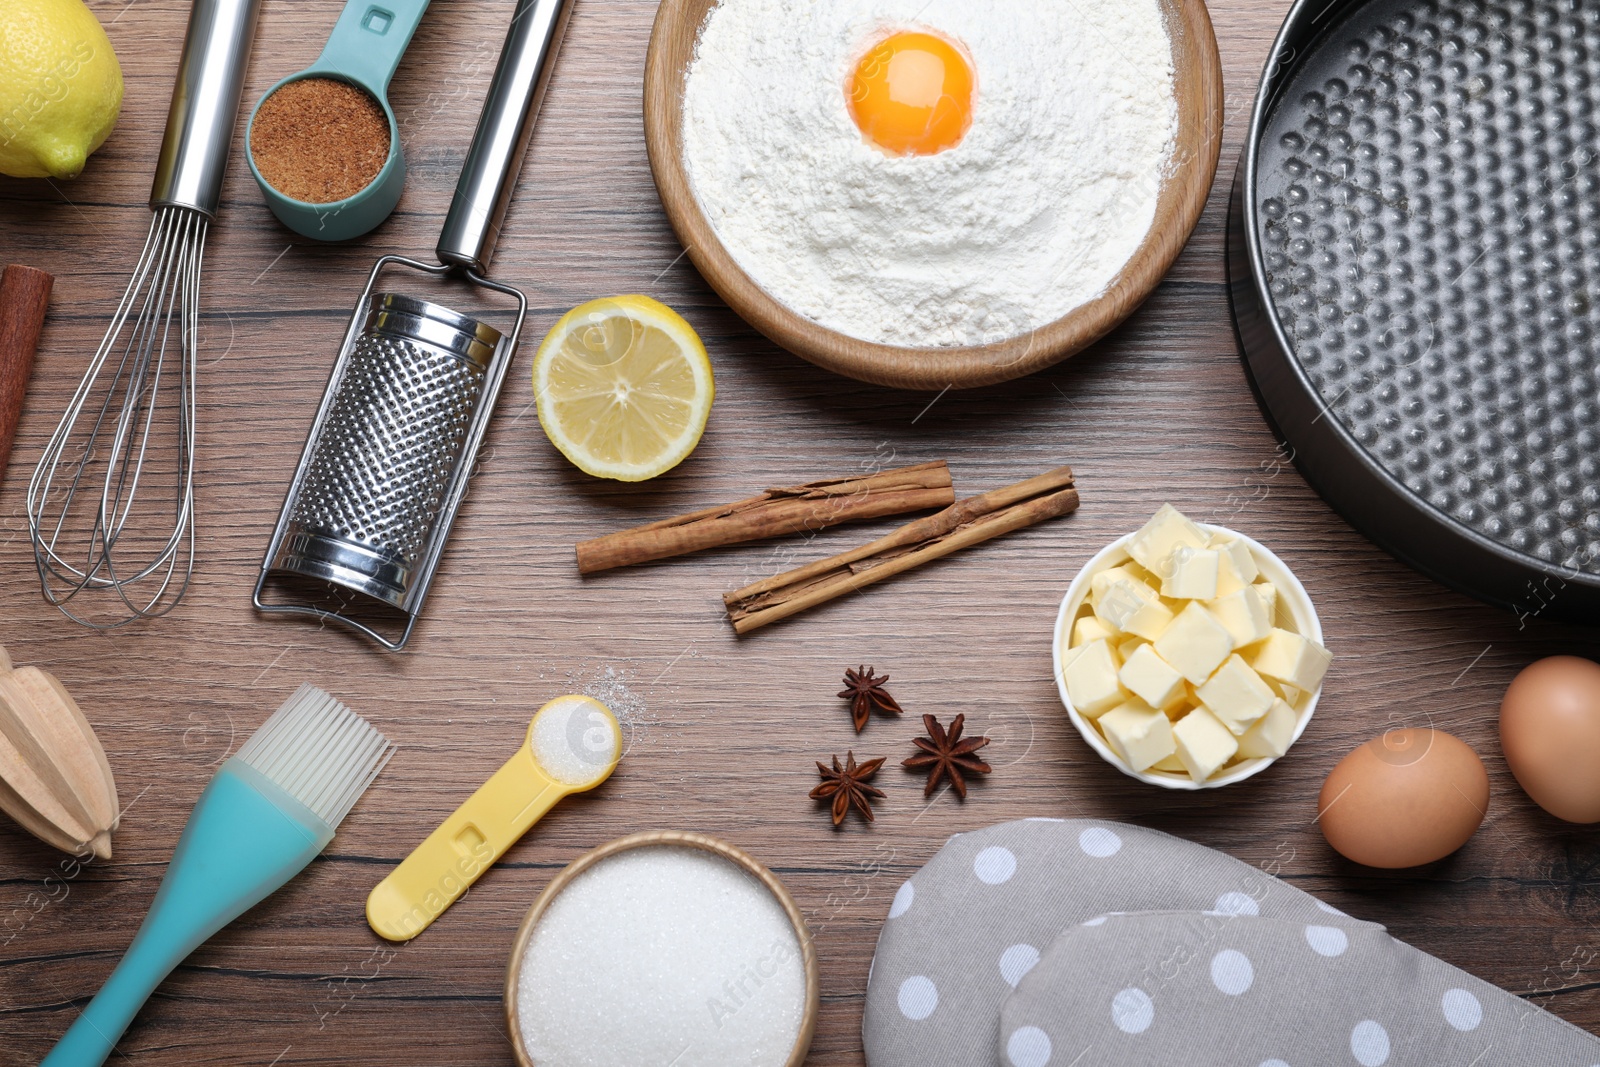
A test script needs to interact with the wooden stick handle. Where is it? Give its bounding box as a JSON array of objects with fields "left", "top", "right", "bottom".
[
  {"left": 575, "top": 460, "right": 956, "bottom": 573},
  {"left": 0, "top": 265, "right": 54, "bottom": 483},
  {"left": 725, "top": 466, "right": 1079, "bottom": 634}
]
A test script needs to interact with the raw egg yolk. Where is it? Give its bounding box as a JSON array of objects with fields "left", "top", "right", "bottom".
[{"left": 847, "top": 31, "right": 973, "bottom": 156}]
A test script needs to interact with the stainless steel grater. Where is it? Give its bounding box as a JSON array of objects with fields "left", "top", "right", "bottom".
[
  {"left": 255, "top": 0, "right": 573, "bottom": 649},
  {"left": 269, "top": 294, "right": 500, "bottom": 609}
]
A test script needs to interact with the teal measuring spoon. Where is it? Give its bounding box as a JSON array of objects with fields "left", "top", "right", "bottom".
[{"left": 247, "top": 0, "right": 431, "bottom": 241}]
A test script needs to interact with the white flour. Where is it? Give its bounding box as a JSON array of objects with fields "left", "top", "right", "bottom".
[{"left": 681, "top": 0, "right": 1178, "bottom": 348}]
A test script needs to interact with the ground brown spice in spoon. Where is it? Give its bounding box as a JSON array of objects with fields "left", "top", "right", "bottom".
[{"left": 251, "top": 77, "right": 390, "bottom": 204}]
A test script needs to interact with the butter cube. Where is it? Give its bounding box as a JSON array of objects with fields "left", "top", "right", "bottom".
[
  {"left": 1127, "top": 504, "right": 1209, "bottom": 575},
  {"left": 1250, "top": 628, "right": 1332, "bottom": 692},
  {"left": 1091, "top": 564, "right": 1147, "bottom": 603},
  {"left": 1099, "top": 699, "right": 1177, "bottom": 773},
  {"left": 1274, "top": 681, "right": 1302, "bottom": 706},
  {"left": 1153, "top": 602, "right": 1234, "bottom": 685},
  {"left": 1172, "top": 707, "right": 1240, "bottom": 782},
  {"left": 1072, "top": 614, "right": 1115, "bottom": 648},
  {"left": 1236, "top": 698, "right": 1298, "bottom": 760},
  {"left": 1116, "top": 636, "right": 1143, "bottom": 664},
  {"left": 1255, "top": 581, "right": 1278, "bottom": 623},
  {"left": 1093, "top": 575, "right": 1174, "bottom": 641},
  {"left": 1207, "top": 585, "right": 1273, "bottom": 649},
  {"left": 1118, "top": 644, "right": 1186, "bottom": 710},
  {"left": 1209, "top": 535, "right": 1260, "bottom": 596},
  {"left": 1063, "top": 640, "right": 1125, "bottom": 718},
  {"left": 1161, "top": 546, "right": 1221, "bottom": 600},
  {"left": 1195, "top": 654, "right": 1276, "bottom": 736},
  {"left": 1150, "top": 753, "right": 1187, "bottom": 773}
]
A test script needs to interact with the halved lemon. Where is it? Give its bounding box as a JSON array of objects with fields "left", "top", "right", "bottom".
[{"left": 532, "top": 295, "right": 714, "bottom": 481}]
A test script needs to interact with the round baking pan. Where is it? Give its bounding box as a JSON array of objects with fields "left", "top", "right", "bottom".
[{"left": 1229, "top": 0, "right": 1600, "bottom": 623}]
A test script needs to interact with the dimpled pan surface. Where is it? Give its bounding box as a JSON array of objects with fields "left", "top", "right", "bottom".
[{"left": 1229, "top": 0, "right": 1600, "bottom": 623}]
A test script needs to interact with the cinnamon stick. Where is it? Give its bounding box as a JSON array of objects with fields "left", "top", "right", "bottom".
[
  {"left": 0, "top": 265, "right": 53, "bottom": 485},
  {"left": 576, "top": 460, "right": 956, "bottom": 574},
  {"left": 724, "top": 466, "right": 1079, "bottom": 634}
]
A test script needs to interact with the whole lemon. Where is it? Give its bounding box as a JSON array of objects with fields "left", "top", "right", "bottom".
[{"left": 0, "top": 0, "right": 123, "bottom": 179}]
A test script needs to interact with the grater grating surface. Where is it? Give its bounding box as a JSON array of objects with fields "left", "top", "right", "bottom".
[
  {"left": 1254, "top": 0, "right": 1600, "bottom": 582},
  {"left": 289, "top": 328, "right": 487, "bottom": 568}
]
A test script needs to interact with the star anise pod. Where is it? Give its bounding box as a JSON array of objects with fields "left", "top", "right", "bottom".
[
  {"left": 838, "top": 666, "right": 903, "bottom": 732},
  {"left": 810, "top": 751, "right": 886, "bottom": 825},
  {"left": 903, "top": 714, "right": 992, "bottom": 799}
]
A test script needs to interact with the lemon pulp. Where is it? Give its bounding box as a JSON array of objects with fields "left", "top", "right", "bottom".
[{"left": 533, "top": 295, "right": 714, "bottom": 482}]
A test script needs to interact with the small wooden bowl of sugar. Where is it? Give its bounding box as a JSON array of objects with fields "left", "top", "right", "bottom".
[
  {"left": 505, "top": 831, "right": 819, "bottom": 1067},
  {"left": 644, "top": 0, "right": 1224, "bottom": 390}
]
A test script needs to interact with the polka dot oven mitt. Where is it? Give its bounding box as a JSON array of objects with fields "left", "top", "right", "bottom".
[
  {"left": 863, "top": 818, "right": 1363, "bottom": 1066},
  {"left": 863, "top": 818, "right": 1600, "bottom": 1067},
  {"left": 1000, "top": 911, "right": 1600, "bottom": 1067}
]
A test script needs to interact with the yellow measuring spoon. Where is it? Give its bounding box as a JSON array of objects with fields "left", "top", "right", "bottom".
[{"left": 366, "top": 695, "right": 621, "bottom": 942}]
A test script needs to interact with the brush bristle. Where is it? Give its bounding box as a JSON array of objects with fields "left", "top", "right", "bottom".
[{"left": 234, "top": 684, "right": 394, "bottom": 829}]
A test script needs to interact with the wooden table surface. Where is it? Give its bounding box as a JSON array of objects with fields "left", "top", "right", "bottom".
[{"left": 2, "top": 0, "right": 1598, "bottom": 1063}]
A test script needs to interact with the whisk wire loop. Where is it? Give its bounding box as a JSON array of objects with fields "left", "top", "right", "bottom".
[{"left": 26, "top": 205, "right": 206, "bottom": 628}]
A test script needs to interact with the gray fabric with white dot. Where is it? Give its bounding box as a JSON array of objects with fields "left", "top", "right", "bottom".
[{"left": 863, "top": 818, "right": 1600, "bottom": 1066}]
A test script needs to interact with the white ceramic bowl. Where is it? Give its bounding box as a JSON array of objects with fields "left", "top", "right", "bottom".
[{"left": 1052, "top": 523, "right": 1324, "bottom": 790}]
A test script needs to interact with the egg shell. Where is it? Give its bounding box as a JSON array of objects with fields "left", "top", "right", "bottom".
[
  {"left": 1500, "top": 655, "right": 1600, "bottom": 824},
  {"left": 1318, "top": 728, "right": 1489, "bottom": 869}
]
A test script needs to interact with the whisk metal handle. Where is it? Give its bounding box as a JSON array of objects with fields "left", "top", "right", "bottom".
[
  {"left": 150, "top": 0, "right": 264, "bottom": 217},
  {"left": 435, "top": 0, "right": 574, "bottom": 274}
]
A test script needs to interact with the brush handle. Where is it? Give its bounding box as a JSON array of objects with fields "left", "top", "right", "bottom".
[
  {"left": 42, "top": 761, "right": 332, "bottom": 1067},
  {"left": 0, "top": 265, "right": 51, "bottom": 485}
]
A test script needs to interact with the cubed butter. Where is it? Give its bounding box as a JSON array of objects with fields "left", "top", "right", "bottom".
[
  {"left": 1250, "top": 628, "right": 1332, "bottom": 692},
  {"left": 1161, "top": 546, "right": 1221, "bottom": 600},
  {"left": 1126, "top": 504, "right": 1209, "bottom": 575},
  {"left": 1207, "top": 585, "right": 1273, "bottom": 649},
  {"left": 1255, "top": 580, "right": 1278, "bottom": 622},
  {"left": 1093, "top": 574, "right": 1174, "bottom": 641},
  {"left": 1172, "top": 706, "right": 1239, "bottom": 782},
  {"left": 1063, "top": 639, "right": 1125, "bottom": 718},
  {"left": 1099, "top": 699, "right": 1177, "bottom": 773},
  {"left": 1090, "top": 564, "right": 1147, "bottom": 603},
  {"left": 1195, "top": 654, "right": 1276, "bottom": 736},
  {"left": 1150, "top": 753, "right": 1187, "bottom": 773},
  {"left": 1236, "top": 698, "right": 1298, "bottom": 759},
  {"left": 1118, "top": 644, "right": 1186, "bottom": 710},
  {"left": 1072, "top": 614, "right": 1115, "bottom": 648},
  {"left": 1209, "top": 534, "right": 1260, "bottom": 594},
  {"left": 1117, "top": 636, "right": 1143, "bottom": 664},
  {"left": 1153, "top": 602, "right": 1234, "bottom": 685}
]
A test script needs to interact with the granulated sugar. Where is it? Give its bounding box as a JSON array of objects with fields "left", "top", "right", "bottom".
[
  {"left": 566, "top": 663, "right": 655, "bottom": 756},
  {"left": 516, "top": 845, "right": 806, "bottom": 1067},
  {"left": 531, "top": 696, "right": 620, "bottom": 787}
]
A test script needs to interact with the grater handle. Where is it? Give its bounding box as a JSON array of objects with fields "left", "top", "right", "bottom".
[
  {"left": 149, "top": 0, "right": 264, "bottom": 217},
  {"left": 435, "top": 0, "right": 574, "bottom": 274}
]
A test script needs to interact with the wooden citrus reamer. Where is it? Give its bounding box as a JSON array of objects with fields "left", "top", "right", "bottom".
[{"left": 0, "top": 645, "right": 119, "bottom": 859}]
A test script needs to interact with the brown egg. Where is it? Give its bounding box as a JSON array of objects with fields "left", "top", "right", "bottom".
[
  {"left": 1318, "top": 728, "right": 1489, "bottom": 868},
  {"left": 1500, "top": 656, "right": 1600, "bottom": 824}
]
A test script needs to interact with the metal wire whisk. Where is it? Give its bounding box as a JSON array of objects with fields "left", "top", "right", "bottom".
[
  {"left": 27, "top": 207, "right": 205, "bottom": 625},
  {"left": 24, "top": 0, "right": 261, "bottom": 627}
]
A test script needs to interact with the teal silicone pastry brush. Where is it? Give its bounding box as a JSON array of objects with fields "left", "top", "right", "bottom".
[{"left": 42, "top": 684, "right": 394, "bottom": 1067}]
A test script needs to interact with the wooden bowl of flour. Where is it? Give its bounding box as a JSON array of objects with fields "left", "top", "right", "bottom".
[{"left": 644, "top": 0, "right": 1224, "bottom": 391}]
